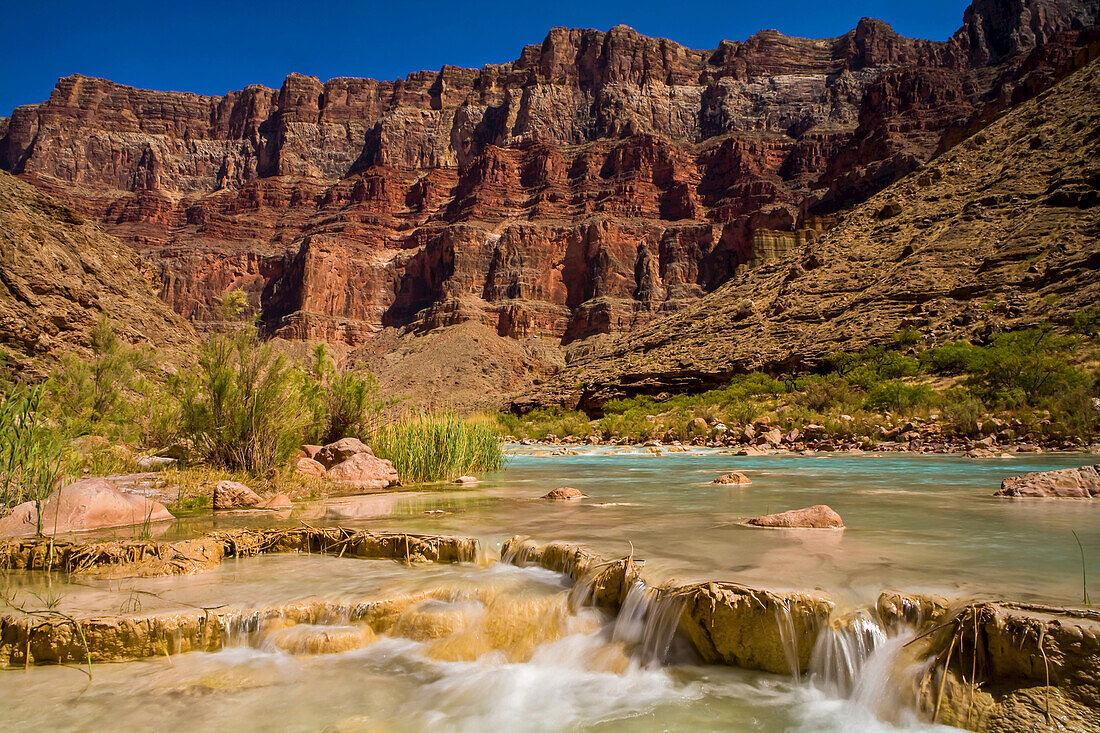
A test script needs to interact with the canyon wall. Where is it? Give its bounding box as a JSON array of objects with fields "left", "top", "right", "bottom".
[{"left": 2, "top": 0, "right": 1097, "bottom": 347}]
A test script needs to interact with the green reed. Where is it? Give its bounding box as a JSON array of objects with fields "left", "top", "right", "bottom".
[{"left": 371, "top": 412, "right": 504, "bottom": 484}]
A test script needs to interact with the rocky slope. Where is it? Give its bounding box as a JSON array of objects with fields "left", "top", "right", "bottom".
[
  {"left": 0, "top": 171, "right": 195, "bottom": 372},
  {"left": 518, "top": 53, "right": 1100, "bottom": 412},
  {"left": 2, "top": 0, "right": 1097, "bottom": 353}
]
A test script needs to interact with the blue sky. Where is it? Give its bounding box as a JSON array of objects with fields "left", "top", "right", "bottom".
[{"left": 1, "top": 0, "right": 970, "bottom": 114}]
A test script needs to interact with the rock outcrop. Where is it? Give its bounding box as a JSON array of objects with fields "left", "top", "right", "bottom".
[
  {"left": 522, "top": 50, "right": 1100, "bottom": 412},
  {"left": 0, "top": 478, "right": 173, "bottom": 537},
  {"left": 2, "top": 0, "right": 1096, "bottom": 361},
  {"left": 0, "top": 171, "right": 195, "bottom": 368},
  {"left": 996, "top": 465, "right": 1100, "bottom": 497}
]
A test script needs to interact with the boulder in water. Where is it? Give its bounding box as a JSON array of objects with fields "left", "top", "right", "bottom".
[
  {"left": 0, "top": 478, "right": 173, "bottom": 537},
  {"left": 260, "top": 493, "right": 293, "bottom": 510},
  {"left": 455, "top": 475, "right": 479, "bottom": 484},
  {"left": 713, "top": 472, "right": 751, "bottom": 485},
  {"left": 995, "top": 465, "right": 1099, "bottom": 498},
  {"left": 743, "top": 505, "right": 844, "bottom": 529},
  {"left": 213, "top": 480, "right": 262, "bottom": 510},
  {"left": 327, "top": 452, "right": 400, "bottom": 490},
  {"left": 542, "top": 487, "right": 585, "bottom": 500}
]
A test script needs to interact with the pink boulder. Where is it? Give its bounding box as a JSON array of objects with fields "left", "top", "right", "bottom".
[
  {"left": 0, "top": 478, "right": 173, "bottom": 537},
  {"left": 327, "top": 452, "right": 400, "bottom": 490},
  {"left": 744, "top": 504, "right": 844, "bottom": 529}
]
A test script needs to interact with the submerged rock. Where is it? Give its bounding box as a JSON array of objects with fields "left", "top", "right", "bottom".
[
  {"left": 995, "top": 465, "right": 1099, "bottom": 498},
  {"left": 213, "top": 480, "right": 262, "bottom": 510},
  {"left": 258, "top": 622, "right": 376, "bottom": 655},
  {"left": 0, "top": 478, "right": 173, "bottom": 537},
  {"left": 455, "top": 475, "right": 479, "bottom": 484},
  {"left": 327, "top": 452, "right": 400, "bottom": 490},
  {"left": 712, "top": 472, "right": 751, "bottom": 485},
  {"left": 542, "top": 487, "right": 585, "bottom": 500},
  {"left": 743, "top": 505, "right": 844, "bottom": 529}
]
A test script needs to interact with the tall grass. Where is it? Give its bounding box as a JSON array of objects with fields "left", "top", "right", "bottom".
[
  {"left": 0, "top": 385, "right": 69, "bottom": 530},
  {"left": 371, "top": 413, "right": 504, "bottom": 483}
]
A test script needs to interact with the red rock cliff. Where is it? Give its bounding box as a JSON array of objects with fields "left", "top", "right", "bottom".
[{"left": 2, "top": 0, "right": 1097, "bottom": 345}]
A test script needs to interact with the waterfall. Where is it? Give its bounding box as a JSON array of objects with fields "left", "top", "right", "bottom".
[
  {"left": 808, "top": 610, "right": 888, "bottom": 696},
  {"left": 775, "top": 599, "right": 804, "bottom": 682},
  {"left": 610, "top": 581, "right": 685, "bottom": 666}
]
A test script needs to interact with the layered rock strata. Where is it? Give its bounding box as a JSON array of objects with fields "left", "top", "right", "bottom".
[{"left": 2, "top": 0, "right": 1097, "bottom": 351}]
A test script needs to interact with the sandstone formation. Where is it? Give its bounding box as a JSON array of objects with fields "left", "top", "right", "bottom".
[
  {"left": 1, "top": 0, "right": 1096, "bottom": 382},
  {"left": 522, "top": 50, "right": 1100, "bottom": 411},
  {"left": 212, "top": 480, "right": 262, "bottom": 510},
  {"left": 0, "top": 478, "right": 173, "bottom": 537},
  {"left": 995, "top": 464, "right": 1100, "bottom": 497},
  {"left": 743, "top": 504, "right": 845, "bottom": 529},
  {"left": 0, "top": 171, "right": 195, "bottom": 369},
  {"left": 294, "top": 456, "right": 327, "bottom": 478}
]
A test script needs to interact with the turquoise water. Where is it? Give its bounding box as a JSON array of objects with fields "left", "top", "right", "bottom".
[{"left": 363, "top": 447, "right": 1100, "bottom": 607}]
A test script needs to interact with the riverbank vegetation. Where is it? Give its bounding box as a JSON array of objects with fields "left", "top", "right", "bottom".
[
  {"left": 497, "top": 316, "right": 1100, "bottom": 446},
  {"left": 0, "top": 295, "right": 504, "bottom": 515}
]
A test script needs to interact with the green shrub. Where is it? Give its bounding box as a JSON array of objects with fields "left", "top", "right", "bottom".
[
  {"left": 177, "top": 329, "right": 307, "bottom": 474},
  {"left": 46, "top": 317, "right": 151, "bottom": 439},
  {"left": 0, "top": 385, "right": 70, "bottom": 527},
  {"left": 940, "top": 391, "right": 985, "bottom": 437},
  {"left": 793, "top": 375, "right": 859, "bottom": 413},
  {"left": 1048, "top": 380, "right": 1100, "bottom": 442},
  {"left": 371, "top": 412, "right": 504, "bottom": 483},
  {"left": 963, "top": 328, "right": 1083, "bottom": 406},
  {"left": 920, "top": 341, "right": 980, "bottom": 375},
  {"left": 863, "top": 380, "right": 937, "bottom": 412},
  {"left": 300, "top": 344, "right": 386, "bottom": 445}
]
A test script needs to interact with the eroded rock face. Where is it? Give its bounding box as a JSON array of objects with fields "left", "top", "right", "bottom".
[
  {"left": 326, "top": 452, "right": 400, "bottom": 490},
  {"left": 744, "top": 504, "right": 845, "bottom": 529},
  {"left": 0, "top": 478, "right": 173, "bottom": 537},
  {"left": 1, "top": 1, "right": 1094, "bottom": 350},
  {"left": 916, "top": 602, "right": 1100, "bottom": 733},
  {"left": 995, "top": 465, "right": 1100, "bottom": 498},
  {"left": 524, "top": 47, "right": 1100, "bottom": 412}
]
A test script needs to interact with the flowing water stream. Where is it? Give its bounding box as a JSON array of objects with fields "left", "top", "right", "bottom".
[{"left": 2, "top": 448, "right": 1097, "bottom": 730}]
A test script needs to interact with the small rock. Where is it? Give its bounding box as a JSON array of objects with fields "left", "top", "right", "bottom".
[
  {"left": 455, "top": 475, "right": 479, "bottom": 484},
  {"left": 299, "top": 445, "right": 323, "bottom": 460},
  {"left": 260, "top": 493, "right": 293, "bottom": 510},
  {"left": 744, "top": 505, "right": 844, "bottom": 529},
  {"left": 542, "top": 487, "right": 585, "bottom": 500},
  {"left": 713, "top": 472, "right": 751, "bottom": 485},
  {"left": 136, "top": 455, "right": 176, "bottom": 471},
  {"left": 214, "top": 480, "right": 262, "bottom": 510},
  {"left": 294, "top": 457, "right": 327, "bottom": 479}
]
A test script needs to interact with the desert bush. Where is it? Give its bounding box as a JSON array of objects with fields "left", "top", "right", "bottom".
[
  {"left": 793, "top": 375, "right": 859, "bottom": 413},
  {"left": 963, "top": 328, "right": 1083, "bottom": 406},
  {"left": 371, "top": 412, "right": 504, "bottom": 483},
  {"left": 863, "top": 380, "right": 937, "bottom": 413},
  {"left": 0, "top": 385, "right": 70, "bottom": 527},
  {"left": 920, "top": 341, "right": 980, "bottom": 375},
  {"left": 46, "top": 317, "right": 151, "bottom": 439},
  {"left": 1047, "top": 378, "right": 1100, "bottom": 442},
  {"left": 300, "top": 344, "right": 386, "bottom": 445},
  {"left": 940, "top": 390, "right": 985, "bottom": 437},
  {"left": 177, "top": 329, "right": 307, "bottom": 474}
]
